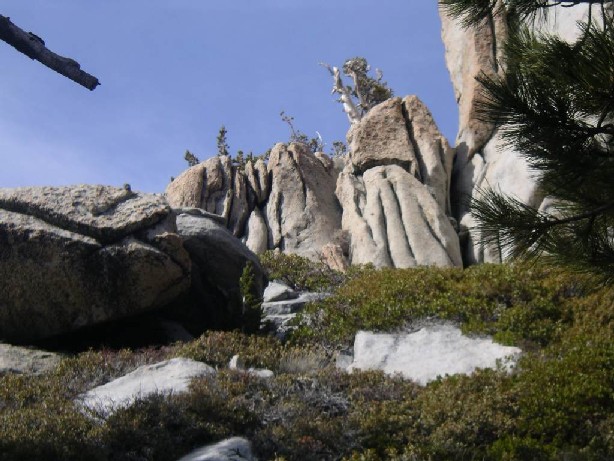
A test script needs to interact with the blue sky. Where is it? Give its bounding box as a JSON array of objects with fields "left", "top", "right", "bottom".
[{"left": 0, "top": 1, "right": 458, "bottom": 193}]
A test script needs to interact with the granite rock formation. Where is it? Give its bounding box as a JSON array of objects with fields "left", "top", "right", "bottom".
[
  {"left": 337, "top": 96, "right": 461, "bottom": 268},
  {"left": 0, "top": 185, "right": 264, "bottom": 344},
  {"left": 167, "top": 144, "right": 343, "bottom": 262},
  {"left": 167, "top": 95, "right": 461, "bottom": 270}
]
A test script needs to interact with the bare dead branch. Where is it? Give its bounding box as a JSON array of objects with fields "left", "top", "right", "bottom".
[{"left": 0, "top": 14, "right": 100, "bottom": 90}]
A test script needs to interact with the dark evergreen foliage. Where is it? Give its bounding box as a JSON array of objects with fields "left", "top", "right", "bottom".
[
  {"left": 441, "top": 0, "right": 614, "bottom": 283},
  {"left": 279, "top": 111, "right": 324, "bottom": 153},
  {"left": 440, "top": 0, "right": 607, "bottom": 27},
  {"left": 216, "top": 125, "right": 230, "bottom": 157},
  {"left": 183, "top": 149, "right": 200, "bottom": 167}
]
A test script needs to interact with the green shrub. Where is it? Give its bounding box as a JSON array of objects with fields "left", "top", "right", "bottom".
[
  {"left": 239, "top": 260, "right": 264, "bottom": 334},
  {"left": 260, "top": 250, "right": 345, "bottom": 292},
  {"left": 174, "top": 330, "right": 332, "bottom": 373},
  {"left": 291, "top": 263, "right": 586, "bottom": 347}
]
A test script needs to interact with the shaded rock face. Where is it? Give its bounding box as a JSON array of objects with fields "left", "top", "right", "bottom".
[
  {"left": 439, "top": 3, "right": 594, "bottom": 264},
  {"left": 0, "top": 186, "right": 190, "bottom": 343},
  {"left": 174, "top": 212, "right": 267, "bottom": 332},
  {"left": 0, "top": 185, "right": 266, "bottom": 345},
  {"left": 167, "top": 145, "right": 343, "bottom": 261}
]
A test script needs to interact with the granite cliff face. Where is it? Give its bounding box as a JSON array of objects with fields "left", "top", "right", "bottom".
[
  {"left": 167, "top": 95, "right": 461, "bottom": 270},
  {"left": 439, "top": 2, "right": 601, "bottom": 264}
]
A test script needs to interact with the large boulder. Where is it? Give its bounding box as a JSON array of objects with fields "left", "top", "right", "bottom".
[
  {"left": 336, "top": 165, "right": 461, "bottom": 268},
  {"left": 175, "top": 210, "right": 266, "bottom": 332},
  {"left": 349, "top": 96, "right": 455, "bottom": 214},
  {"left": 337, "top": 94, "right": 460, "bottom": 269},
  {"left": 265, "top": 143, "right": 342, "bottom": 260},
  {"left": 0, "top": 185, "right": 267, "bottom": 345},
  {"left": 0, "top": 185, "right": 191, "bottom": 343},
  {"left": 0, "top": 184, "right": 170, "bottom": 243},
  {"left": 348, "top": 97, "right": 422, "bottom": 176}
]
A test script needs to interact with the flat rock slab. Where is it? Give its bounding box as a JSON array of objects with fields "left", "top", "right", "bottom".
[
  {"left": 263, "top": 281, "right": 298, "bottom": 303},
  {"left": 80, "top": 357, "right": 215, "bottom": 416},
  {"left": 262, "top": 292, "right": 328, "bottom": 316},
  {"left": 177, "top": 437, "right": 255, "bottom": 461},
  {"left": 0, "top": 185, "right": 170, "bottom": 243},
  {"left": 347, "top": 324, "right": 521, "bottom": 385},
  {"left": 0, "top": 343, "right": 61, "bottom": 375}
]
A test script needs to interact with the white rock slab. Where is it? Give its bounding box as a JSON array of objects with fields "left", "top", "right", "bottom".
[
  {"left": 347, "top": 324, "right": 521, "bottom": 385},
  {"left": 263, "top": 281, "right": 298, "bottom": 303},
  {"left": 228, "top": 354, "right": 274, "bottom": 379},
  {"left": 177, "top": 437, "right": 255, "bottom": 461},
  {"left": 0, "top": 343, "right": 61, "bottom": 375},
  {"left": 80, "top": 357, "right": 215, "bottom": 416}
]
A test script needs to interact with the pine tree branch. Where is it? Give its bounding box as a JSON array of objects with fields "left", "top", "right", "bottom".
[
  {"left": 439, "top": 0, "right": 612, "bottom": 28},
  {"left": 541, "top": 201, "right": 614, "bottom": 227},
  {"left": 0, "top": 14, "right": 100, "bottom": 90}
]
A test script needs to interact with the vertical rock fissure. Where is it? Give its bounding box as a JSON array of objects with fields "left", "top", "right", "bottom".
[
  {"left": 418, "top": 203, "right": 454, "bottom": 266},
  {"left": 376, "top": 188, "right": 394, "bottom": 265},
  {"left": 437, "top": 139, "right": 452, "bottom": 215},
  {"left": 356, "top": 178, "right": 375, "bottom": 242},
  {"left": 487, "top": 11, "right": 499, "bottom": 73},
  {"left": 289, "top": 149, "right": 308, "bottom": 212},
  {"left": 401, "top": 103, "right": 425, "bottom": 182},
  {"left": 389, "top": 178, "right": 415, "bottom": 260},
  {"left": 276, "top": 194, "right": 284, "bottom": 250},
  {"left": 228, "top": 165, "right": 239, "bottom": 230},
  {"left": 200, "top": 169, "right": 209, "bottom": 209}
]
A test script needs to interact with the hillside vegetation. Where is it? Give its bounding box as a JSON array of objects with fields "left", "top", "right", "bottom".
[{"left": 1, "top": 256, "right": 613, "bottom": 460}]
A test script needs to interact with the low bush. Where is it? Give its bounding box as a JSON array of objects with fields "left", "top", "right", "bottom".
[
  {"left": 291, "top": 262, "right": 586, "bottom": 348},
  {"left": 174, "top": 330, "right": 332, "bottom": 372},
  {"left": 259, "top": 250, "right": 346, "bottom": 292}
]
